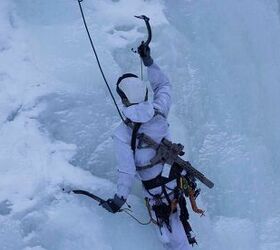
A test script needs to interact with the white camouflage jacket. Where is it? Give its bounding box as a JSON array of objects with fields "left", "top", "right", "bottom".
[{"left": 114, "top": 63, "right": 175, "bottom": 199}]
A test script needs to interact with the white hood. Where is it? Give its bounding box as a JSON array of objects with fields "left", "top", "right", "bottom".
[
  {"left": 122, "top": 101, "right": 154, "bottom": 123},
  {"left": 118, "top": 77, "right": 147, "bottom": 104}
]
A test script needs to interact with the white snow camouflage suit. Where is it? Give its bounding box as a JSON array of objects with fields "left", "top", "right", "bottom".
[{"left": 114, "top": 63, "right": 191, "bottom": 250}]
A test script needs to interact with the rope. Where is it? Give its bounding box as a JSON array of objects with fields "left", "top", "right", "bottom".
[
  {"left": 77, "top": 0, "right": 125, "bottom": 122},
  {"left": 120, "top": 208, "right": 152, "bottom": 226},
  {"left": 140, "top": 58, "right": 143, "bottom": 80},
  {"left": 77, "top": 0, "right": 152, "bottom": 227}
]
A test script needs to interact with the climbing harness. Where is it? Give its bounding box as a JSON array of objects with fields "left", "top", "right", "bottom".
[
  {"left": 142, "top": 180, "right": 199, "bottom": 246},
  {"left": 128, "top": 115, "right": 203, "bottom": 245},
  {"left": 126, "top": 113, "right": 210, "bottom": 245}
]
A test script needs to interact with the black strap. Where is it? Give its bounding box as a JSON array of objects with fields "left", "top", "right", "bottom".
[
  {"left": 142, "top": 164, "right": 183, "bottom": 190},
  {"left": 135, "top": 163, "right": 155, "bottom": 171},
  {"left": 71, "top": 189, "right": 105, "bottom": 204},
  {"left": 142, "top": 174, "right": 177, "bottom": 190},
  {"left": 127, "top": 108, "right": 165, "bottom": 155},
  {"left": 162, "top": 185, "right": 172, "bottom": 205},
  {"left": 154, "top": 109, "right": 166, "bottom": 119},
  {"left": 178, "top": 195, "right": 197, "bottom": 245},
  {"left": 131, "top": 122, "right": 142, "bottom": 155}
]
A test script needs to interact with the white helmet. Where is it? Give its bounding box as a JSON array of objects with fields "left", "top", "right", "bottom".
[{"left": 116, "top": 73, "right": 148, "bottom": 106}]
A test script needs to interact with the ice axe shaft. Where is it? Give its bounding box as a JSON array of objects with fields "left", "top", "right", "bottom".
[
  {"left": 72, "top": 189, "right": 106, "bottom": 204},
  {"left": 134, "top": 15, "right": 152, "bottom": 46}
]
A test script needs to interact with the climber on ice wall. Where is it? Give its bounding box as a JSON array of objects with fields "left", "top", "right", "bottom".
[
  {"left": 102, "top": 42, "right": 204, "bottom": 250},
  {"left": 75, "top": 2, "right": 214, "bottom": 248}
]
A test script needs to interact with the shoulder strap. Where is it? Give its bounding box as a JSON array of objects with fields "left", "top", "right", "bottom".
[
  {"left": 131, "top": 122, "right": 142, "bottom": 155},
  {"left": 126, "top": 108, "right": 164, "bottom": 155},
  {"left": 154, "top": 109, "right": 166, "bottom": 119}
]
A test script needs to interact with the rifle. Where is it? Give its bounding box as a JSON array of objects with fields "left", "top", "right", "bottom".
[{"left": 137, "top": 133, "right": 214, "bottom": 189}]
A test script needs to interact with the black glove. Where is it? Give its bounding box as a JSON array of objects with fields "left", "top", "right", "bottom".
[
  {"left": 137, "top": 43, "right": 153, "bottom": 67},
  {"left": 101, "top": 194, "right": 126, "bottom": 213}
]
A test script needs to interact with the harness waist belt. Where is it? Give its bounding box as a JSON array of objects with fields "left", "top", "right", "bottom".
[{"left": 142, "top": 164, "right": 182, "bottom": 190}]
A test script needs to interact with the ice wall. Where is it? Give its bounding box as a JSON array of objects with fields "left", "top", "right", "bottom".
[
  {"left": 0, "top": 0, "right": 279, "bottom": 249},
  {"left": 163, "top": 1, "right": 280, "bottom": 249}
]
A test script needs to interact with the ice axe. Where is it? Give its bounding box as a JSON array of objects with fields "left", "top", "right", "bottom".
[
  {"left": 132, "top": 15, "right": 152, "bottom": 53},
  {"left": 132, "top": 15, "right": 152, "bottom": 79}
]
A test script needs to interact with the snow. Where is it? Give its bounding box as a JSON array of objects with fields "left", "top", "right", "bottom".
[{"left": 0, "top": 0, "right": 280, "bottom": 249}]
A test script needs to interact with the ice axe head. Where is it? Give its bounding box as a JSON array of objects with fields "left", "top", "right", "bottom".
[
  {"left": 134, "top": 15, "right": 152, "bottom": 47},
  {"left": 134, "top": 15, "right": 150, "bottom": 22}
]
